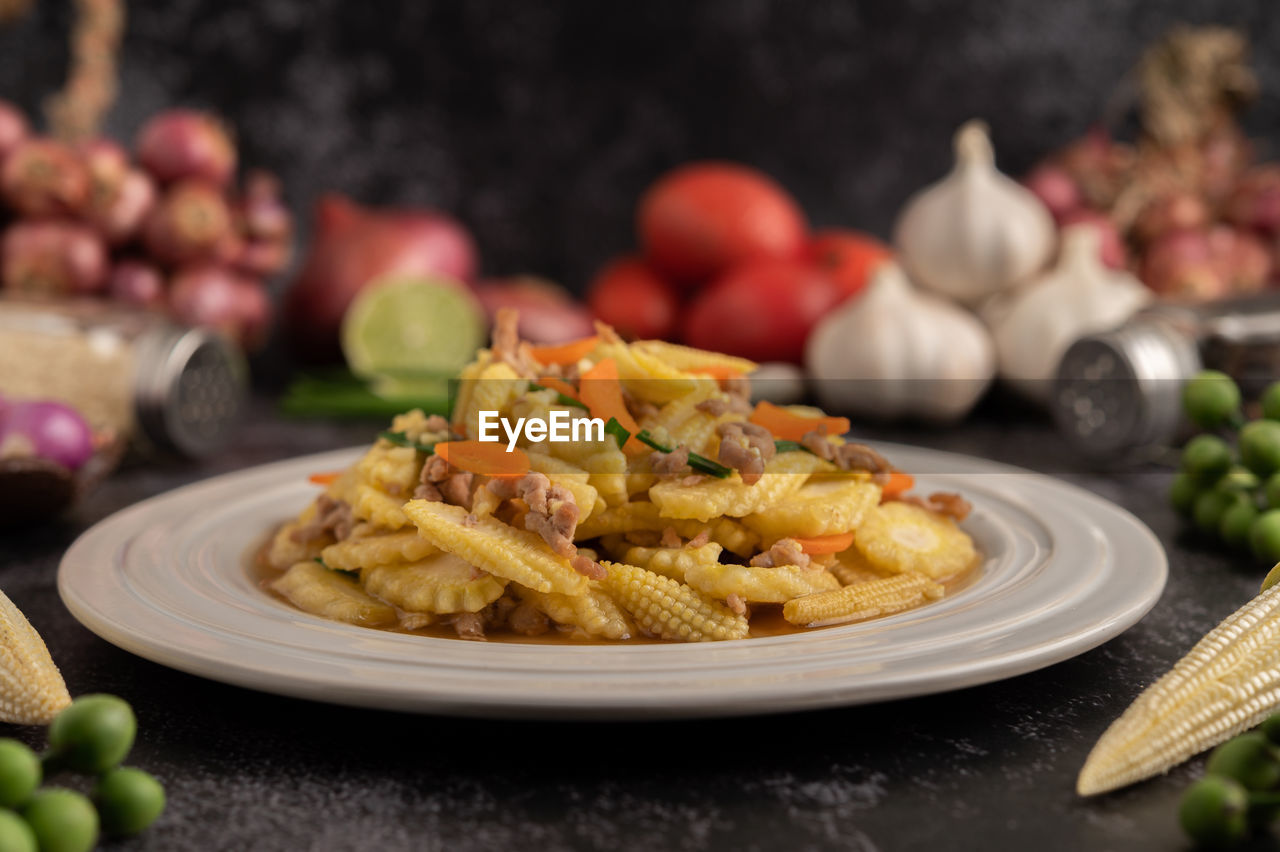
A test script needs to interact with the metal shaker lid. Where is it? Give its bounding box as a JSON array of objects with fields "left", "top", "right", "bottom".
[
  {"left": 1051, "top": 312, "right": 1200, "bottom": 461},
  {"left": 133, "top": 326, "right": 247, "bottom": 457}
]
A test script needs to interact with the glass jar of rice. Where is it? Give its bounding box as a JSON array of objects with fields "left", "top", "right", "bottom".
[{"left": 0, "top": 297, "right": 248, "bottom": 457}]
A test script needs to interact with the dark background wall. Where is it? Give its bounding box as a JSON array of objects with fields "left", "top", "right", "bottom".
[{"left": 2, "top": 0, "right": 1279, "bottom": 292}]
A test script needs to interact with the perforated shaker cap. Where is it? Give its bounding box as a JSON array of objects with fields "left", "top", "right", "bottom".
[
  {"left": 1051, "top": 313, "right": 1201, "bottom": 461},
  {"left": 133, "top": 326, "right": 247, "bottom": 457}
]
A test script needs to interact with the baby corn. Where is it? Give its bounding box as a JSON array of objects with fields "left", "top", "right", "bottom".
[
  {"left": 1077, "top": 582, "right": 1280, "bottom": 796},
  {"left": 600, "top": 562, "right": 749, "bottom": 642},
  {"left": 783, "top": 572, "right": 943, "bottom": 628},
  {"left": 0, "top": 588, "right": 71, "bottom": 725}
]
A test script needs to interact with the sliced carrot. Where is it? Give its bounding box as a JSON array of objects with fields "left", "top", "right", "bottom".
[
  {"left": 536, "top": 375, "right": 580, "bottom": 401},
  {"left": 749, "top": 400, "right": 851, "bottom": 442},
  {"left": 792, "top": 532, "right": 855, "bottom": 555},
  {"left": 435, "top": 440, "right": 531, "bottom": 478},
  {"left": 880, "top": 472, "right": 914, "bottom": 500},
  {"left": 308, "top": 471, "right": 342, "bottom": 486},
  {"left": 690, "top": 365, "right": 744, "bottom": 381},
  {"left": 529, "top": 335, "right": 600, "bottom": 366},
  {"left": 578, "top": 358, "right": 644, "bottom": 454}
]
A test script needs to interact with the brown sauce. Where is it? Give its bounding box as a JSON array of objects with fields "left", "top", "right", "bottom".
[{"left": 252, "top": 522, "right": 983, "bottom": 645}]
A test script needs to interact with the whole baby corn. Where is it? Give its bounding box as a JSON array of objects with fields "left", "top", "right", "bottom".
[
  {"left": 600, "top": 562, "right": 749, "bottom": 642},
  {"left": 783, "top": 572, "right": 944, "bottom": 628}
]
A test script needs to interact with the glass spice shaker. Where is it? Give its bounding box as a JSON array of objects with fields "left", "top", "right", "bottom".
[
  {"left": 1051, "top": 293, "right": 1280, "bottom": 463},
  {"left": 0, "top": 297, "right": 248, "bottom": 457}
]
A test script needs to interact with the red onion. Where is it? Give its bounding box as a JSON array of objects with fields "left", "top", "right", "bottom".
[
  {"left": 1140, "top": 229, "right": 1226, "bottom": 300},
  {"left": 283, "top": 194, "right": 478, "bottom": 358},
  {"left": 1226, "top": 166, "right": 1280, "bottom": 236},
  {"left": 1132, "top": 192, "right": 1209, "bottom": 245},
  {"left": 1, "top": 139, "right": 89, "bottom": 217},
  {"left": 135, "top": 109, "right": 237, "bottom": 187},
  {"left": 2, "top": 221, "right": 108, "bottom": 294},
  {"left": 236, "top": 170, "right": 291, "bottom": 242},
  {"left": 474, "top": 277, "right": 595, "bottom": 344},
  {"left": 2, "top": 400, "right": 94, "bottom": 470},
  {"left": 1023, "top": 164, "right": 1081, "bottom": 222},
  {"left": 108, "top": 260, "right": 166, "bottom": 308},
  {"left": 1058, "top": 209, "right": 1128, "bottom": 270},
  {"left": 86, "top": 168, "right": 156, "bottom": 245},
  {"left": 0, "top": 101, "right": 29, "bottom": 164},
  {"left": 1208, "top": 226, "right": 1272, "bottom": 294},
  {"left": 169, "top": 265, "right": 271, "bottom": 349},
  {"left": 144, "top": 180, "right": 233, "bottom": 264}
]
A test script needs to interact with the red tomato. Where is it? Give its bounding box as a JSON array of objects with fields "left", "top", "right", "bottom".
[
  {"left": 638, "top": 162, "right": 807, "bottom": 285},
  {"left": 807, "top": 229, "right": 892, "bottom": 301},
  {"left": 682, "top": 259, "right": 839, "bottom": 364},
  {"left": 587, "top": 256, "right": 680, "bottom": 340}
]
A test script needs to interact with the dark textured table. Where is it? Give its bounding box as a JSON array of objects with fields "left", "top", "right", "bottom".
[{"left": 0, "top": 396, "right": 1257, "bottom": 852}]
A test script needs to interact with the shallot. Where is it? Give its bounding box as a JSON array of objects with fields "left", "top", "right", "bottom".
[
  {"left": 1, "top": 140, "right": 88, "bottom": 218},
  {"left": 1, "top": 400, "right": 94, "bottom": 470},
  {"left": 1226, "top": 166, "right": 1280, "bottom": 237},
  {"left": 107, "top": 260, "right": 165, "bottom": 308},
  {"left": 144, "top": 180, "right": 232, "bottom": 264},
  {"left": 1023, "top": 164, "right": 1082, "bottom": 222},
  {"left": 476, "top": 277, "right": 595, "bottom": 344},
  {"left": 135, "top": 110, "right": 237, "bottom": 186},
  {"left": 2, "top": 221, "right": 107, "bottom": 294},
  {"left": 0, "top": 101, "right": 28, "bottom": 163},
  {"left": 1141, "top": 230, "right": 1225, "bottom": 300},
  {"left": 169, "top": 265, "right": 271, "bottom": 350}
]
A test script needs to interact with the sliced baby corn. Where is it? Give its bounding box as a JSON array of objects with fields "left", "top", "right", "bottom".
[
  {"left": 629, "top": 340, "right": 756, "bottom": 377},
  {"left": 685, "top": 561, "right": 841, "bottom": 603},
  {"left": 271, "top": 561, "right": 397, "bottom": 628},
  {"left": 743, "top": 475, "right": 880, "bottom": 541},
  {"left": 575, "top": 501, "right": 760, "bottom": 557},
  {"left": 829, "top": 548, "right": 891, "bottom": 587},
  {"left": 404, "top": 500, "right": 588, "bottom": 596},
  {"left": 0, "top": 588, "right": 71, "bottom": 725},
  {"left": 854, "top": 501, "right": 977, "bottom": 580},
  {"left": 783, "top": 572, "right": 944, "bottom": 628},
  {"left": 1077, "top": 582, "right": 1280, "bottom": 796},
  {"left": 622, "top": 542, "right": 724, "bottom": 582},
  {"left": 364, "top": 554, "right": 507, "bottom": 614},
  {"left": 350, "top": 484, "right": 410, "bottom": 531},
  {"left": 517, "top": 584, "right": 632, "bottom": 640},
  {"left": 599, "top": 562, "right": 749, "bottom": 642},
  {"left": 649, "top": 451, "right": 828, "bottom": 522},
  {"left": 320, "top": 531, "right": 438, "bottom": 572}
]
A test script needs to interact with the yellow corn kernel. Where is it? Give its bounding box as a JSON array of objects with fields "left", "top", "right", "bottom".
[
  {"left": 649, "top": 451, "right": 827, "bottom": 522},
  {"left": 320, "top": 531, "right": 438, "bottom": 572},
  {"left": 518, "top": 583, "right": 632, "bottom": 640},
  {"left": 599, "top": 562, "right": 749, "bottom": 642},
  {"left": 404, "top": 500, "right": 588, "bottom": 596},
  {"left": 1077, "top": 582, "right": 1280, "bottom": 796},
  {"left": 743, "top": 475, "right": 880, "bottom": 541},
  {"left": 364, "top": 554, "right": 507, "bottom": 614},
  {"left": 271, "top": 561, "right": 397, "bottom": 628},
  {"left": 622, "top": 542, "right": 724, "bottom": 582},
  {"left": 628, "top": 340, "right": 756, "bottom": 377},
  {"left": 574, "top": 501, "right": 760, "bottom": 557},
  {"left": 350, "top": 484, "right": 410, "bottom": 531},
  {"left": 854, "top": 501, "right": 977, "bottom": 580},
  {"left": 783, "top": 572, "right": 944, "bottom": 628},
  {"left": 0, "top": 588, "right": 70, "bottom": 725},
  {"left": 686, "top": 562, "right": 841, "bottom": 604}
]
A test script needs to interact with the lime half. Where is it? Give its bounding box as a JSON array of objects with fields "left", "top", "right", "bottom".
[{"left": 341, "top": 276, "right": 486, "bottom": 385}]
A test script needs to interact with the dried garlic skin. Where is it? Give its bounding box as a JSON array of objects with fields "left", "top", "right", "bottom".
[
  {"left": 1077, "top": 582, "right": 1280, "bottom": 796},
  {"left": 0, "top": 589, "right": 71, "bottom": 725}
]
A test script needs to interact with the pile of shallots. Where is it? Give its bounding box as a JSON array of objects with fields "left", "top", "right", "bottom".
[{"left": 0, "top": 103, "right": 291, "bottom": 349}]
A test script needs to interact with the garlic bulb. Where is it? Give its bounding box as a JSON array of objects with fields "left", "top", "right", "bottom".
[
  {"left": 805, "top": 262, "right": 995, "bottom": 421},
  {"left": 894, "top": 120, "right": 1055, "bottom": 304},
  {"left": 992, "top": 224, "right": 1151, "bottom": 402}
]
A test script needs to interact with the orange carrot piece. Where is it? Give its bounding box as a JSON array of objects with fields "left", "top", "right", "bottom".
[
  {"left": 690, "top": 365, "right": 744, "bottom": 381},
  {"left": 435, "top": 440, "right": 531, "bottom": 478},
  {"left": 578, "top": 358, "right": 643, "bottom": 453},
  {"left": 792, "top": 532, "right": 856, "bottom": 555},
  {"left": 529, "top": 336, "right": 600, "bottom": 366},
  {"left": 308, "top": 471, "right": 342, "bottom": 486},
  {"left": 536, "top": 376, "right": 581, "bottom": 401},
  {"left": 880, "top": 472, "right": 914, "bottom": 500},
  {"left": 749, "top": 400, "right": 851, "bottom": 442}
]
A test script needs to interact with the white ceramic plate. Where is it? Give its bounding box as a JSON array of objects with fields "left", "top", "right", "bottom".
[{"left": 58, "top": 444, "right": 1166, "bottom": 719}]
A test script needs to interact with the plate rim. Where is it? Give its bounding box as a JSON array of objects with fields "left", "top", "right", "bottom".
[{"left": 58, "top": 442, "right": 1168, "bottom": 719}]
